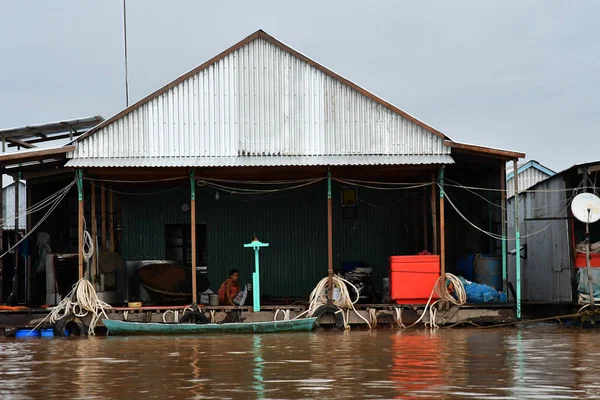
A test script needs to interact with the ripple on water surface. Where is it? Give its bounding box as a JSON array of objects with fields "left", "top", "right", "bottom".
[{"left": 1, "top": 326, "right": 600, "bottom": 399}]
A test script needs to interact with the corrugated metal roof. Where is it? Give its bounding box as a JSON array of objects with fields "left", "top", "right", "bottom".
[
  {"left": 69, "top": 33, "right": 453, "bottom": 168},
  {"left": 507, "top": 167, "right": 553, "bottom": 198},
  {"left": 67, "top": 155, "right": 454, "bottom": 168}
]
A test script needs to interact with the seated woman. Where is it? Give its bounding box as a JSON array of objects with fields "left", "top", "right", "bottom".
[{"left": 218, "top": 269, "right": 240, "bottom": 306}]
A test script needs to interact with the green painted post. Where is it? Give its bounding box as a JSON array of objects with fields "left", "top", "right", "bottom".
[
  {"left": 244, "top": 238, "right": 269, "bottom": 312},
  {"left": 76, "top": 170, "right": 83, "bottom": 201},
  {"left": 513, "top": 160, "right": 521, "bottom": 319}
]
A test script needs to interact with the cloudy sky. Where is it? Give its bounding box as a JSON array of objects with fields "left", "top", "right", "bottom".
[{"left": 1, "top": 0, "right": 598, "bottom": 172}]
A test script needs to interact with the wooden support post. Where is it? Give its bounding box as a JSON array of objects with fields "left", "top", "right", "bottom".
[
  {"left": 13, "top": 174, "right": 20, "bottom": 302},
  {"left": 26, "top": 185, "right": 32, "bottom": 305},
  {"left": 500, "top": 163, "right": 507, "bottom": 295},
  {"left": 91, "top": 182, "right": 97, "bottom": 284},
  {"left": 77, "top": 170, "right": 84, "bottom": 280},
  {"left": 439, "top": 166, "right": 446, "bottom": 302},
  {"left": 422, "top": 188, "right": 428, "bottom": 251},
  {"left": 190, "top": 169, "right": 197, "bottom": 304},
  {"left": 109, "top": 189, "right": 115, "bottom": 252},
  {"left": 431, "top": 173, "right": 438, "bottom": 255},
  {"left": 513, "top": 159, "right": 521, "bottom": 318},
  {"left": 0, "top": 169, "right": 3, "bottom": 303},
  {"left": 327, "top": 169, "right": 333, "bottom": 304},
  {"left": 101, "top": 183, "right": 106, "bottom": 252}
]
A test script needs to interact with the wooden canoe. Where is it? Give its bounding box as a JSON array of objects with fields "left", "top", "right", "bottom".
[{"left": 102, "top": 317, "right": 317, "bottom": 335}]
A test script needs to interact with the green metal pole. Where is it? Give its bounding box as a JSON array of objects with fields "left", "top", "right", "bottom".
[
  {"left": 501, "top": 164, "right": 507, "bottom": 295},
  {"left": 253, "top": 248, "right": 260, "bottom": 312},
  {"left": 513, "top": 160, "right": 521, "bottom": 318},
  {"left": 245, "top": 239, "right": 269, "bottom": 312}
]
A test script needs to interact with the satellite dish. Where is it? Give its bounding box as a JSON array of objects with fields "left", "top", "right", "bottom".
[{"left": 571, "top": 193, "right": 600, "bottom": 224}]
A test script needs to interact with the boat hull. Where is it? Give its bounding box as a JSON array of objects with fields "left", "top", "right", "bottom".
[{"left": 103, "top": 318, "right": 317, "bottom": 335}]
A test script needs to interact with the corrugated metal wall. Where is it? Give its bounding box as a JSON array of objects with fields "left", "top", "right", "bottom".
[
  {"left": 2, "top": 182, "right": 26, "bottom": 230},
  {"left": 507, "top": 168, "right": 550, "bottom": 198},
  {"left": 120, "top": 181, "right": 411, "bottom": 297},
  {"left": 507, "top": 175, "right": 572, "bottom": 303},
  {"left": 71, "top": 37, "right": 450, "bottom": 167}
]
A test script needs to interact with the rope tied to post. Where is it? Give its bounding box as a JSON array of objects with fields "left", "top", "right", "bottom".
[{"left": 294, "top": 275, "right": 372, "bottom": 330}]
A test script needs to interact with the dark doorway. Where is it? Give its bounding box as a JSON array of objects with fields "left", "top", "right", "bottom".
[{"left": 165, "top": 224, "right": 207, "bottom": 268}]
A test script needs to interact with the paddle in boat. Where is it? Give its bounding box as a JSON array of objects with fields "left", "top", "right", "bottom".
[{"left": 102, "top": 317, "right": 317, "bottom": 335}]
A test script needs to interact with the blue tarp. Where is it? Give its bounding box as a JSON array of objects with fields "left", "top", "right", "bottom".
[
  {"left": 457, "top": 276, "right": 507, "bottom": 304},
  {"left": 577, "top": 268, "right": 600, "bottom": 298}
]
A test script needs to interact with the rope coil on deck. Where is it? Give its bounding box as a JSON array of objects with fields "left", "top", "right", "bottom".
[
  {"left": 28, "top": 279, "right": 111, "bottom": 336},
  {"left": 403, "top": 273, "right": 466, "bottom": 330},
  {"left": 274, "top": 309, "right": 291, "bottom": 321},
  {"left": 294, "top": 275, "right": 372, "bottom": 330}
]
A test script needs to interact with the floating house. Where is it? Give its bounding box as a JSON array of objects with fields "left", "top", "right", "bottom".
[
  {"left": 507, "top": 161, "right": 600, "bottom": 305},
  {"left": 0, "top": 31, "right": 525, "bottom": 324}
]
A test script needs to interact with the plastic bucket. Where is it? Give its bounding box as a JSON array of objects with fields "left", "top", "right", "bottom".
[
  {"left": 473, "top": 254, "right": 502, "bottom": 290},
  {"left": 209, "top": 294, "right": 220, "bottom": 306},
  {"left": 15, "top": 329, "right": 40, "bottom": 338}
]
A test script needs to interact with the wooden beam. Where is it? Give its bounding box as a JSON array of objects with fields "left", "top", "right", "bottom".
[
  {"left": 439, "top": 166, "right": 447, "bottom": 303},
  {"left": 500, "top": 163, "right": 507, "bottom": 295},
  {"left": 0, "top": 145, "right": 75, "bottom": 165},
  {"left": 445, "top": 141, "right": 525, "bottom": 160},
  {"left": 431, "top": 174, "right": 438, "bottom": 255},
  {"left": 101, "top": 183, "right": 106, "bottom": 251},
  {"left": 327, "top": 170, "right": 333, "bottom": 303},
  {"left": 91, "top": 182, "right": 97, "bottom": 284},
  {"left": 78, "top": 172, "right": 84, "bottom": 280},
  {"left": 109, "top": 189, "right": 115, "bottom": 252},
  {"left": 423, "top": 188, "right": 428, "bottom": 251},
  {"left": 190, "top": 170, "right": 197, "bottom": 304},
  {"left": 14, "top": 175, "right": 20, "bottom": 302},
  {"left": 26, "top": 185, "right": 32, "bottom": 305},
  {"left": 5, "top": 137, "right": 36, "bottom": 149},
  {"left": 0, "top": 168, "right": 3, "bottom": 303}
]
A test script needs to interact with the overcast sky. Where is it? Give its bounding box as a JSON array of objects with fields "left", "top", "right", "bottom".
[{"left": 1, "top": 0, "right": 598, "bottom": 172}]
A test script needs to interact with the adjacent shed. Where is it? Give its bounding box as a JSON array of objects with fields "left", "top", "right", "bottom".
[{"left": 507, "top": 161, "right": 600, "bottom": 304}]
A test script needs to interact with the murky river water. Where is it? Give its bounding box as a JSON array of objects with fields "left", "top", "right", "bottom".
[{"left": 1, "top": 325, "right": 599, "bottom": 399}]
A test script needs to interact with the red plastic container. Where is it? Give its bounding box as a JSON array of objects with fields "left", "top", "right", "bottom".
[
  {"left": 390, "top": 255, "right": 441, "bottom": 304},
  {"left": 575, "top": 253, "right": 600, "bottom": 268}
]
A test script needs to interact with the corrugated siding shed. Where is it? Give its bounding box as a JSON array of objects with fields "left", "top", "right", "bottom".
[
  {"left": 2, "top": 182, "right": 26, "bottom": 230},
  {"left": 120, "top": 181, "right": 410, "bottom": 297},
  {"left": 507, "top": 167, "right": 552, "bottom": 198},
  {"left": 69, "top": 37, "right": 451, "bottom": 168},
  {"left": 507, "top": 175, "right": 572, "bottom": 303}
]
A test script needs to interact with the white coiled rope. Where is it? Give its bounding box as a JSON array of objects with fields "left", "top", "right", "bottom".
[
  {"left": 294, "top": 275, "right": 372, "bottom": 330},
  {"left": 30, "top": 279, "right": 112, "bottom": 336},
  {"left": 578, "top": 293, "right": 600, "bottom": 314},
  {"left": 404, "top": 273, "right": 466, "bottom": 330},
  {"left": 82, "top": 218, "right": 94, "bottom": 261},
  {"left": 274, "top": 309, "right": 291, "bottom": 321}
]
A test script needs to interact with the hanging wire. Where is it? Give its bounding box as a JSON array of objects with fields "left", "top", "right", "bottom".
[
  {"left": 333, "top": 177, "right": 431, "bottom": 191},
  {"left": 87, "top": 181, "right": 188, "bottom": 196},
  {"left": 445, "top": 177, "right": 576, "bottom": 214},
  {"left": 0, "top": 180, "right": 74, "bottom": 226},
  {"left": 196, "top": 177, "right": 323, "bottom": 185},
  {"left": 439, "top": 184, "right": 571, "bottom": 241},
  {"left": 197, "top": 177, "right": 324, "bottom": 195},
  {"left": 0, "top": 180, "right": 75, "bottom": 259},
  {"left": 83, "top": 176, "right": 187, "bottom": 184}
]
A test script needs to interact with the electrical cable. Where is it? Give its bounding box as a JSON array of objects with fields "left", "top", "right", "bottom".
[{"left": 0, "top": 180, "right": 75, "bottom": 260}]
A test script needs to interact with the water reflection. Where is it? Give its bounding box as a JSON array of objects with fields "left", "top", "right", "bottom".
[{"left": 2, "top": 326, "right": 600, "bottom": 399}]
